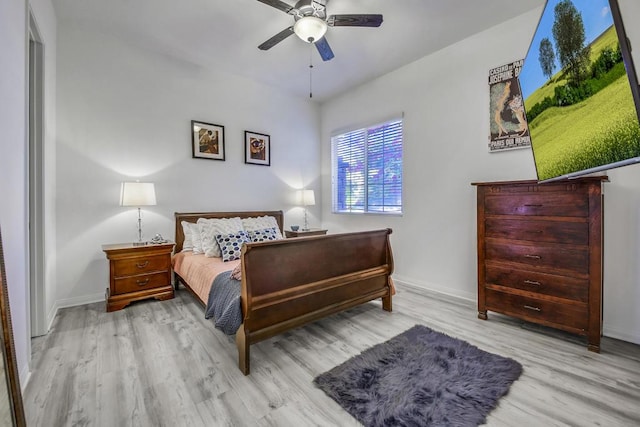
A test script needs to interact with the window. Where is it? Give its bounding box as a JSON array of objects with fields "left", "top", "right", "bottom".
[{"left": 332, "top": 119, "right": 403, "bottom": 214}]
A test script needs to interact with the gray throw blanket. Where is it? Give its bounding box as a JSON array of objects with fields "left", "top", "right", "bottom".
[{"left": 204, "top": 270, "right": 242, "bottom": 335}]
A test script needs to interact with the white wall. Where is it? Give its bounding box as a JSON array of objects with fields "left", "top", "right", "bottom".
[
  {"left": 0, "top": 0, "right": 29, "bottom": 384},
  {"left": 320, "top": 2, "right": 640, "bottom": 345},
  {"left": 55, "top": 25, "right": 321, "bottom": 307},
  {"left": 0, "top": 0, "right": 57, "bottom": 385},
  {"left": 601, "top": 0, "right": 640, "bottom": 344},
  {"left": 30, "top": 0, "right": 58, "bottom": 337}
]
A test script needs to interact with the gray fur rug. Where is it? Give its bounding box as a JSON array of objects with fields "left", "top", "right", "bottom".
[{"left": 314, "top": 325, "right": 522, "bottom": 426}]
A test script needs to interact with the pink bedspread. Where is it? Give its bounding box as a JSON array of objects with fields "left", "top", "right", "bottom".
[{"left": 172, "top": 252, "right": 240, "bottom": 303}]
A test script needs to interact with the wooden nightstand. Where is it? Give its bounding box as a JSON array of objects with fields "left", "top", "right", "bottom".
[
  {"left": 102, "top": 242, "right": 175, "bottom": 312},
  {"left": 284, "top": 229, "right": 328, "bottom": 238}
]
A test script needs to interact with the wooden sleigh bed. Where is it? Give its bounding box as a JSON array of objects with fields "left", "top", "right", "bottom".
[{"left": 173, "top": 210, "right": 394, "bottom": 375}]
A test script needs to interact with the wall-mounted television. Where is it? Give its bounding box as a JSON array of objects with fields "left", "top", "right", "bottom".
[{"left": 520, "top": 0, "right": 640, "bottom": 182}]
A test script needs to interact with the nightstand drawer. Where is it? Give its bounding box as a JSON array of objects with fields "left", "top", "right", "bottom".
[
  {"left": 114, "top": 272, "right": 169, "bottom": 295},
  {"left": 114, "top": 254, "right": 168, "bottom": 277}
]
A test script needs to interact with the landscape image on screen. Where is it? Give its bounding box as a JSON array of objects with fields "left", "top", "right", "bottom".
[{"left": 520, "top": 0, "right": 640, "bottom": 181}]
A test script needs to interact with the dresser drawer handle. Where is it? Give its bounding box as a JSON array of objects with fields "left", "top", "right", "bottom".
[
  {"left": 136, "top": 261, "right": 150, "bottom": 269},
  {"left": 524, "top": 280, "right": 541, "bottom": 286},
  {"left": 528, "top": 230, "right": 543, "bottom": 234},
  {"left": 524, "top": 254, "right": 541, "bottom": 260},
  {"left": 136, "top": 278, "right": 150, "bottom": 286},
  {"left": 524, "top": 305, "right": 541, "bottom": 312},
  {"left": 524, "top": 204, "right": 543, "bottom": 207}
]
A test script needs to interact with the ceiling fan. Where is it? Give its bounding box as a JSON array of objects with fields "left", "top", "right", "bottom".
[{"left": 256, "top": 0, "right": 383, "bottom": 61}]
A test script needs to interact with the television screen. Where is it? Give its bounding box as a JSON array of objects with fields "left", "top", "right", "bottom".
[{"left": 520, "top": 0, "right": 640, "bottom": 181}]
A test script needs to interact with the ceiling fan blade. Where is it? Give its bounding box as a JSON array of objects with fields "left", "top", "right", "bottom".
[
  {"left": 258, "top": 26, "right": 295, "bottom": 50},
  {"left": 328, "top": 14, "right": 383, "bottom": 27},
  {"left": 256, "top": 0, "right": 294, "bottom": 14},
  {"left": 315, "top": 37, "right": 334, "bottom": 61}
]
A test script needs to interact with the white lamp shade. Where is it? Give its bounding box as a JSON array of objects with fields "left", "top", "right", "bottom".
[
  {"left": 120, "top": 182, "right": 157, "bottom": 207},
  {"left": 301, "top": 189, "right": 316, "bottom": 206},
  {"left": 294, "top": 16, "right": 328, "bottom": 43}
]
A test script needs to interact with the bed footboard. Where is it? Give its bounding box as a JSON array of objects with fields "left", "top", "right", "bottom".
[{"left": 237, "top": 228, "right": 394, "bottom": 375}]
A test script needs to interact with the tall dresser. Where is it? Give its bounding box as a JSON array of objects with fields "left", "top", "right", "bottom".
[{"left": 472, "top": 177, "right": 607, "bottom": 352}]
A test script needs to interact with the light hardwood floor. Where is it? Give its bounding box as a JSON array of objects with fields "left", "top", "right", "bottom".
[{"left": 24, "top": 285, "right": 640, "bottom": 426}]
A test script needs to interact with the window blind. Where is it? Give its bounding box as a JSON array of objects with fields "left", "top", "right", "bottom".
[{"left": 332, "top": 119, "right": 403, "bottom": 214}]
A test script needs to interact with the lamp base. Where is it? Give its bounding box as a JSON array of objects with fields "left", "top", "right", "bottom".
[{"left": 132, "top": 241, "right": 148, "bottom": 246}]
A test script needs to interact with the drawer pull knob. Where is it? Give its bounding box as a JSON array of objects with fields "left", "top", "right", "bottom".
[
  {"left": 524, "top": 280, "right": 541, "bottom": 286},
  {"left": 524, "top": 254, "right": 541, "bottom": 260},
  {"left": 524, "top": 305, "right": 541, "bottom": 312},
  {"left": 529, "top": 230, "right": 543, "bottom": 234},
  {"left": 136, "top": 261, "right": 150, "bottom": 269},
  {"left": 524, "top": 204, "right": 543, "bottom": 207},
  {"left": 136, "top": 278, "right": 150, "bottom": 286}
]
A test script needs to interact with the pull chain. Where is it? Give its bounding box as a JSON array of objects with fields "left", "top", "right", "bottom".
[{"left": 309, "top": 45, "right": 314, "bottom": 99}]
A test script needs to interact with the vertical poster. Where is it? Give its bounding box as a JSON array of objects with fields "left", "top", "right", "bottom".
[{"left": 488, "top": 59, "right": 531, "bottom": 151}]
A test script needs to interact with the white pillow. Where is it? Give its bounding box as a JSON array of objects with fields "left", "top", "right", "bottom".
[
  {"left": 189, "top": 222, "right": 204, "bottom": 254},
  {"left": 198, "top": 217, "right": 244, "bottom": 257},
  {"left": 181, "top": 221, "right": 194, "bottom": 252},
  {"left": 242, "top": 216, "right": 283, "bottom": 240}
]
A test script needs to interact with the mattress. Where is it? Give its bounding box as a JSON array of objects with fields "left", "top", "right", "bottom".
[{"left": 172, "top": 251, "right": 240, "bottom": 303}]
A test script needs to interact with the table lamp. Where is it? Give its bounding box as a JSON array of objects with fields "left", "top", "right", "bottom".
[
  {"left": 301, "top": 189, "right": 315, "bottom": 231},
  {"left": 120, "top": 182, "right": 156, "bottom": 245}
]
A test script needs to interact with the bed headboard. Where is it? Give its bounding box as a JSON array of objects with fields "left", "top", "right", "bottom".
[{"left": 174, "top": 210, "right": 284, "bottom": 253}]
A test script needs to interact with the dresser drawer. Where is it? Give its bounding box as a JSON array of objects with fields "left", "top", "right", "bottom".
[
  {"left": 114, "top": 254, "right": 169, "bottom": 277},
  {"left": 486, "top": 288, "right": 587, "bottom": 331},
  {"left": 114, "top": 271, "right": 169, "bottom": 295},
  {"left": 485, "top": 240, "right": 588, "bottom": 274},
  {"left": 485, "top": 218, "right": 588, "bottom": 245},
  {"left": 485, "top": 193, "right": 587, "bottom": 217},
  {"left": 485, "top": 264, "right": 588, "bottom": 302}
]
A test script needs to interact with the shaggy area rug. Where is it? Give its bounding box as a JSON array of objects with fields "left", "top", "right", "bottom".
[{"left": 314, "top": 325, "right": 522, "bottom": 426}]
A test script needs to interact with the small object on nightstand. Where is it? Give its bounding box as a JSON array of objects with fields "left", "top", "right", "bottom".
[
  {"left": 284, "top": 228, "right": 327, "bottom": 238},
  {"left": 290, "top": 225, "right": 300, "bottom": 231},
  {"left": 150, "top": 233, "right": 168, "bottom": 244},
  {"left": 102, "top": 241, "right": 175, "bottom": 312}
]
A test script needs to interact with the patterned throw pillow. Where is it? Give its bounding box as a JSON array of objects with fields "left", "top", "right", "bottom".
[
  {"left": 248, "top": 227, "right": 281, "bottom": 242},
  {"left": 242, "top": 216, "right": 283, "bottom": 240},
  {"left": 215, "top": 231, "right": 249, "bottom": 262}
]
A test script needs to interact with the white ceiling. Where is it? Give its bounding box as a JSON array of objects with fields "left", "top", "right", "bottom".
[{"left": 52, "top": 0, "right": 544, "bottom": 102}]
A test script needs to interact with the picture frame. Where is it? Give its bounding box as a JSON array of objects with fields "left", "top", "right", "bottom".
[
  {"left": 488, "top": 59, "right": 530, "bottom": 152},
  {"left": 244, "top": 131, "right": 270, "bottom": 166},
  {"left": 191, "top": 120, "right": 225, "bottom": 161}
]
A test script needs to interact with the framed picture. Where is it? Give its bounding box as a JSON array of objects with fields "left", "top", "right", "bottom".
[
  {"left": 488, "top": 59, "right": 530, "bottom": 152},
  {"left": 244, "top": 131, "right": 270, "bottom": 166},
  {"left": 192, "top": 120, "right": 225, "bottom": 161}
]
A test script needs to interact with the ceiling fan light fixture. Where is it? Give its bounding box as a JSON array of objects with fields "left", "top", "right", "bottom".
[{"left": 294, "top": 16, "right": 327, "bottom": 43}]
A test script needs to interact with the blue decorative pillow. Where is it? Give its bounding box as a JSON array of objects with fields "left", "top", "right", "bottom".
[
  {"left": 248, "top": 227, "right": 281, "bottom": 242},
  {"left": 215, "top": 231, "right": 249, "bottom": 262}
]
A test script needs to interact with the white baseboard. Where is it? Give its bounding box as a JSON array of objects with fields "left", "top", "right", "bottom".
[
  {"left": 20, "top": 366, "right": 31, "bottom": 393},
  {"left": 603, "top": 325, "right": 640, "bottom": 345},
  {"left": 392, "top": 274, "right": 476, "bottom": 302},
  {"left": 48, "top": 292, "right": 105, "bottom": 329}
]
